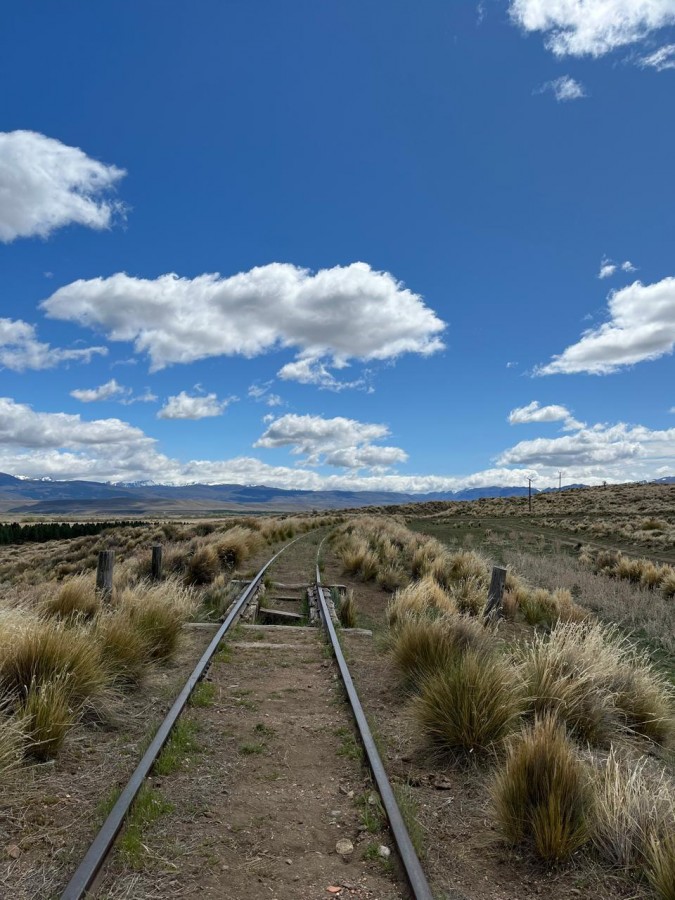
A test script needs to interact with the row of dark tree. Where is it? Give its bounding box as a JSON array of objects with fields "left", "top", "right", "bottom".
[{"left": 0, "top": 520, "right": 150, "bottom": 546}]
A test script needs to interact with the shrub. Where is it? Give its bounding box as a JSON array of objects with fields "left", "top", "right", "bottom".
[
  {"left": 491, "top": 716, "right": 591, "bottom": 861},
  {"left": 20, "top": 678, "right": 74, "bottom": 761},
  {"left": 413, "top": 646, "right": 522, "bottom": 754},
  {"left": 43, "top": 576, "right": 99, "bottom": 621},
  {"left": 0, "top": 621, "right": 107, "bottom": 706}
]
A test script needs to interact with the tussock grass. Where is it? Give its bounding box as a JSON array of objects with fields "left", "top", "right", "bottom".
[
  {"left": 646, "top": 832, "right": 675, "bottom": 900},
  {"left": 0, "top": 620, "right": 107, "bottom": 706},
  {"left": 214, "top": 526, "right": 262, "bottom": 569},
  {"left": 590, "top": 747, "right": 674, "bottom": 870},
  {"left": 120, "top": 579, "right": 197, "bottom": 660},
  {"left": 185, "top": 544, "right": 220, "bottom": 586},
  {"left": 337, "top": 590, "right": 357, "bottom": 628},
  {"left": 491, "top": 716, "right": 591, "bottom": 861},
  {"left": 449, "top": 576, "right": 486, "bottom": 616},
  {"left": 387, "top": 577, "right": 456, "bottom": 629},
  {"left": 43, "top": 575, "right": 99, "bottom": 621},
  {"left": 94, "top": 611, "right": 150, "bottom": 686},
  {"left": 520, "top": 622, "right": 675, "bottom": 747},
  {"left": 0, "top": 714, "right": 23, "bottom": 780},
  {"left": 20, "top": 678, "right": 74, "bottom": 761},
  {"left": 413, "top": 646, "right": 523, "bottom": 754}
]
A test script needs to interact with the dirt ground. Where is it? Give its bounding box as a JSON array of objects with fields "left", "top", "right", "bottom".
[
  {"left": 95, "top": 528, "right": 408, "bottom": 900},
  {"left": 319, "top": 545, "right": 648, "bottom": 900}
]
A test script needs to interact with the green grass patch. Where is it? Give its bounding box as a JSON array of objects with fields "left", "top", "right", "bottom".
[
  {"left": 239, "top": 742, "right": 265, "bottom": 755},
  {"left": 119, "top": 784, "right": 174, "bottom": 869},
  {"left": 190, "top": 681, "right": 216, "bottom": 707},
  {"left": 335, "top": 726, "right": 363, "bottom": 762},
  {"left": 154, "top": 720, "right": 201, "bottom": 776}
]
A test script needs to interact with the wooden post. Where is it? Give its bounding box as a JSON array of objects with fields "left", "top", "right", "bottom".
[
  {"left": 96, "top": 550, "right": 115, "bottom": 601},
  {"left": 483, "top": 565, "right": 507, "bottom": 620},
  {"left": 151, "top": 544, "right": 163, "bottom": 581}
]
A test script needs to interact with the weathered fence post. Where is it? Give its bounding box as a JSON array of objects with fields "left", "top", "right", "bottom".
[
  {"left": 96, "top": 550, "right": 115, "bottom": 601},
  {"left": 151, "top": 544, "right": 163, "bottom": 581},
  {"left": 483, "top": 565, "right": 507, "bottom": 620}
]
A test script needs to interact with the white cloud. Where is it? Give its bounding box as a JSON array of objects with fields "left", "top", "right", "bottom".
[
  {"left": 41, "top": 262, "right": 446, "bottom": 381},
  {"left": 121, "top": 388, "right": 158, "bottom": 405},
  {"left": 498, "top": 421, "right": 675, "bottom": 475},
  {"left": 254, "top": 413, "right": 407, "bottom": 469},
  {"left": 0, "top": 317, "right": 107, "bottom": 371},
  {"left": 157, "top": 391, "right": 234, "bottom": 420},
  {"left": 248, "top": 382, "right": 285, "bottom": 408},
  {"left": 537, "top": 75, "right": 586, "bottom": 101},
  {"left": 538, "top": 277, "right": 675, "bottom": 375},
  {"left": 0, "top": 397, "right": 672, "bottom": 491},
  {"left": 71, "top": 379, "right": 129, "bottom": 403},
  {"left": 510, "top": 0, "right": 675, "bottom": 58},
  {"left": 640, "top": 42, "right": 675, "bottom": 69},
  {"left": 598, "top": 257, "right": 637, "bottom": 279},
  {"left": 508, "top": 401, "right": 583, "bottom": 430},
  {"left": 0, "top": 131, "right": 126, "bottom": 243}
]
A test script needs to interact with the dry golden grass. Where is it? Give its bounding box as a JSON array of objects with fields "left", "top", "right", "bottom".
[
  {"left": 413, "top": 646, "right": 523, "bottom": 755},
  {"left": 19, "top": 678, "right": 74, "bottom": 761},
  {"left": 43, "top": 575, "right": 99, "bottom": 621},
  {"left": 387, "top": 577, "right": 456, "bottom": 629},
  {"left": 94, "top": 611, "right": 151, "bottom": 687},
  {"left": 491, "top": 716, "right": 591, "bottom": 861},
  {"left": 120, "top": 578, "right": 197, "bottom": 661},
  {"left": 646, "top": 831, "right": 675, "bottom": 900},
  {"left": 391, "top": 613, "right": 494, "bottom": 689},
  {"left": 337, "top": 590, "right": 357, "bottom": 628}
]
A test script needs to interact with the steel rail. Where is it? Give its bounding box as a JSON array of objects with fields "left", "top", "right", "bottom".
[
  {"left": 314, "top": 559, "right": 434, "bottom": 900},
  {"left": 61, "top": 537, "right": 301, "bottom": 900}
]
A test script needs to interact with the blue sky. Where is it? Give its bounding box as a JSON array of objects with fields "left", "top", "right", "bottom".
[{"left": 1, "top": 0, "right": 675, "bottom": 492}]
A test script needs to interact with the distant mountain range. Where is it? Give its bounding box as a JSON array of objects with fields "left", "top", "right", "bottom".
[
  {"left": 0, "top": 471, "right": 671, "bottom": 516},
  {"left": 0, "top": 471, "right": 545, "bottom": 516}
]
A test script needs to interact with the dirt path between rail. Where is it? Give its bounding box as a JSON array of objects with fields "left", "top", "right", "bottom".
[{"left": 97, "top": 530, "right": 408, "bottom": 900}]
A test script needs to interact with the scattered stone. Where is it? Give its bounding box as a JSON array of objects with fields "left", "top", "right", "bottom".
[
  {"left": 285, "top": 858, "right": 292, "bottom": 865},
  {"left": 378, "top": 845, "right": 391, "bottom": 859},
  {"left": 335, "top": 838, "right": 354, "bottom": 857},
  {"left": 5, "top": 844, "right": 20, "bottom": 859}
]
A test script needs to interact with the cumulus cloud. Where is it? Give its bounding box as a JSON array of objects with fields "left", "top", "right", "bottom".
[
  {"left": 510, "top": 0, "right": 675, "bottom": 58},
  {"left": 70, "top": 379, "right": 129, "bottom": 403},
  {"left": 498, "top": 421, "right": 675, "bottom": 473},
  {"left": 537, "top": 277, "right": 675, "bottom": 375},
  {"left": 0, "top": 131, "right": 126, "bottom": 243},
  {"left": 0, "top": 317, "right": 107, "bottom": 371},
  {"left": 640, "top": 42, "right": 675, "bottom": 69},
  {"left": 41, "top": 263, "right": 446, "bottom": 381},
  {"left": 157, "top": 391, "right": 234, "bottom": 420},
  {"left": 508, "top": 401, "right": 583, "bottom": 430},
  {"left": 254, "top": 413, "right": 407, "bottom": 469},
  {"left": 536, "top": 75, "right": 586, "bottom": 101}
]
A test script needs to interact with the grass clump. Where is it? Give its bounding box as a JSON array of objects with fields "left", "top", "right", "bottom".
[
  {"left": 337, "top": 590, "right": 357, "bottom": 628},
  {"left": 154, "top": 719, "right": 200, "bottom": 775},
  {"left": 19, "top": 678, "right": 73, "bottom": 761},
  {"left": 185, "top": 544, "right": 220, "bottom": 586},
  {"left": 646, "top": 832, "right": 675, "bottom": 900},
  {"left": 43, "top": 576, "right": 99, "bottom": 621},
  {"left": 94, "top": 611, "right": 149, "bottom": 686},
  {"left": 119, "top": 784, "right": 173, "bottom": 868},
  {"left": 413, "top": 646, "right": 523, "bottom": 755},
  {"left": 491, "top": 716, "right": 591, "bottom": 861},
  {"left": 387, "top": 577, "right": 456, "bottom": 629},
  {"left": 121, "top": 579, "right": 197, "bottom": 661},
  {"left": 391, "top": 613, "right": 493, "bottom": 689},
  {"left": 0, "top": 620, "right": 107, "bottom": 706}
]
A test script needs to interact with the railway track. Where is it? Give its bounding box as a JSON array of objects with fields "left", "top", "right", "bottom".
[{"left": 60, "top": 532, "right": 433, "bottom": 900}]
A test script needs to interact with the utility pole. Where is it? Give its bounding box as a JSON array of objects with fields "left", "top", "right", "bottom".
[
  {"left": 558, "top": 470, "right": 563, "bottom": 491},
  {"left": 528, "top": 477, "right": 533, "bottom": 513}
]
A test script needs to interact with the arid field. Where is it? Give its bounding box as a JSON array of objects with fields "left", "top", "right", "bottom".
[{"left": 0, "top": 487, "right": 674, "bottom": 899}]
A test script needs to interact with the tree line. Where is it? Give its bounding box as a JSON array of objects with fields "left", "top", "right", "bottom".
[{"left": 0, "top": 521, "right": 150, "bottom": 546}]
